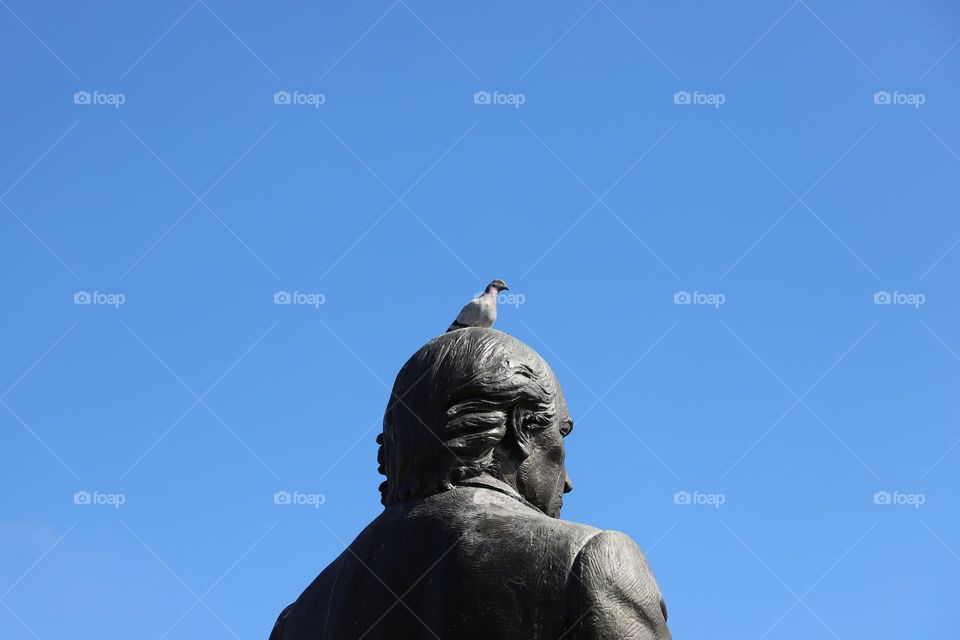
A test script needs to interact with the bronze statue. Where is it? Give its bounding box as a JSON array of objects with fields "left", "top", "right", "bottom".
[{"left": 270, "top": 328, "right": 671, "bottom": 639}]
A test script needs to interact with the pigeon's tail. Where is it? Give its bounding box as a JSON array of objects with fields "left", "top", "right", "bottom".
[{"left": 446, "top": 321, "right": 469, "bottom": 333}]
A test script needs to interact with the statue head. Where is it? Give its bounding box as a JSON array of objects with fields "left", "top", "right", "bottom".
[{"left": 378, "top": 328, "right": 574, "bottom": 517}]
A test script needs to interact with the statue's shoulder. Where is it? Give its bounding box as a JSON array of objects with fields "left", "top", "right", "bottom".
[
  {"left": 566, "top": 529, "right": 671, "bottom": 638},
  {"left": 549, "top": 514, "right": 605, "bottom": 546},
  {"left": 571, "top": 529, "right": 657, "bottom": 576},
  {"left": 452, "top": 485, "right": 609, "bottom": 558}
]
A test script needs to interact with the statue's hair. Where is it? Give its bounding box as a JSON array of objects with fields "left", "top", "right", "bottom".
[{"left": 377, "top": 328, "right": 558, "bottom": 505}]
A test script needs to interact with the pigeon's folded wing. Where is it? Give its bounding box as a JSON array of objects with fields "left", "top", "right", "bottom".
[{"left": 448, "top": 298, "right": 481, "bottom": 329}]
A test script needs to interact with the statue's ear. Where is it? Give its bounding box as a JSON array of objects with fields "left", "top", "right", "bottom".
[{"left": 505, "top": 405, "right": 533, "bottom": 459}]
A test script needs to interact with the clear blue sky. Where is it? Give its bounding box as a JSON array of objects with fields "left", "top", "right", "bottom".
[{"left": 1, "top": 1, "right": 958, "bottom": 638}]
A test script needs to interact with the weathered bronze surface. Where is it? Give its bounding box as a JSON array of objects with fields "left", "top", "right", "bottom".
[{"left": 270, "top": 328, "right": 671, "bottom": 639}]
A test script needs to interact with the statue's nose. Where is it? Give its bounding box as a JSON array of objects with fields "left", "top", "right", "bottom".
[{"left": 563, "top": 475, "right": 574, "bottom": 494}]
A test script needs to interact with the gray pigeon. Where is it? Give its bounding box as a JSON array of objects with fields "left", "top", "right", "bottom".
[{"left": 446, "top": 279, "right": 510, "bottom": 332}]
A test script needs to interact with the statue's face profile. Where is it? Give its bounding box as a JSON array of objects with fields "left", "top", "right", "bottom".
[{"left": 515, "top": 383, "right": 574, "bottom": 518}]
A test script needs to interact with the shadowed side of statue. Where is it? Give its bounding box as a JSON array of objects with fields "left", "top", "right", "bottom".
[{"left": 270, "top": 328, "right": 671, "bottom": 640}]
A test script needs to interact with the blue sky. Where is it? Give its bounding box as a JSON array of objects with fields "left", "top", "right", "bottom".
[{"left": 1, "top": 1, "right": 958, "bottom": 638}]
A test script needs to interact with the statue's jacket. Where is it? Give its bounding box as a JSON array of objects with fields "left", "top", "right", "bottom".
[{"left": 270, "top": 477, "right": 671, "bottom": 640}]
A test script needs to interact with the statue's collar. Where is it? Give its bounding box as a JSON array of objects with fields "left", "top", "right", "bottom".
[{"left": 455, "top": 475, "right": 542, "bottom": 513}]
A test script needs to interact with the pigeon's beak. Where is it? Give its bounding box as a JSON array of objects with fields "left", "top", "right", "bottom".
[{"left": 501, "top": 285, "right": 509, "bottom": 291}]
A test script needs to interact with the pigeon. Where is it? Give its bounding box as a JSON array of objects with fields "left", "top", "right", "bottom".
[{"left": 446, "top": 279, "right": 510, "bottom": 332}]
